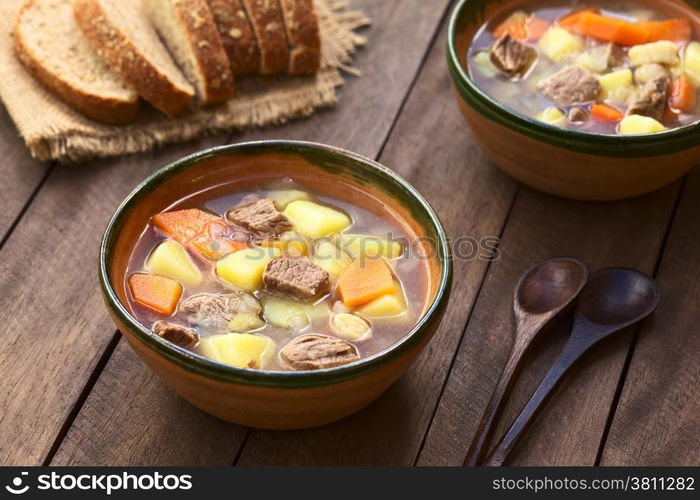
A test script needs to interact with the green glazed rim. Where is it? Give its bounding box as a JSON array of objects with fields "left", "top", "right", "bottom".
[
  {"left": 100, "top": 141, "right": 453, "bottom": 389},
  {"left": 447, "top": 0, "right": 700, "bottom": 158}
]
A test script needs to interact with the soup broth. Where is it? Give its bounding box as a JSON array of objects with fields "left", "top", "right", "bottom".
[
  {"left": 125, "top": 179, "right": 430, "bottom": 372},
  {"left": 468, "top": 0, "right": 700, "bottom": 134}
]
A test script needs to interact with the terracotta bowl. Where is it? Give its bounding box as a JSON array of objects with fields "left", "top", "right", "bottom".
[
  {"left": 100, "top": 141, "right": 452, "bottom": 430},
  {"left": 448, "top": 0, "right": 700, "bottom": 201}
]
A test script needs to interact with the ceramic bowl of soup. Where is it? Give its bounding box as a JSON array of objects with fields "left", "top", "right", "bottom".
[
  {"left": 448, "top": 0, "right": 700, "bottom": 200},
  {"left": 100, "top": 141, "right": 452, "bottom": 429}
]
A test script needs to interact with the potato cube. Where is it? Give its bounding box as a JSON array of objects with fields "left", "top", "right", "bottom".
[
  {"left": 472, "top": 50, "right": 499, "bottom": 78},
  {"left": 538, "top": 26, "right": 583, "bottom": 62},
  {"left": 145, "top": 239, "right": 202, "bottom": 286},
  {"left": 629, "top": 41, "right": 679, "bottom": 67},
  {"left": 343, "top": 234, "right": 403, "bottom": 260},
  {"left": 304, "top": 302, "right": 331, "bottom": 322},
  {"left": 283, "top": 201, "right": 351, "bottom": 238},
  {"left": 228, "top": 313, "right": 265, "bottom": 333},
  {"left": 576, "top": 44, "right": 612, "bottom": 73},
  {"left": 358, "top": 285, "right": 407, "bottom": 318},
  {"left": 267, "top": 190, "right": 311, "bottom": 209},
  {"left": 263, "top": 297, "right": 310, "bottom": 330},
  {"left": 199, "top": 333, "right": 276, "bottom": 369},
  {"left": 313, "top": 240, "right": 352, "bottom": 277},
  {"left": 619, "top": 115, "right": 667, "bottom": 135},
  {"left": 685, "top": 42, "right": 700, "bottom": 86},
  {"left": 599, "top": 69, "right": 634, "bottom": 104},
  {"left": 261, "top": 232, "right": 309, "bottom": 256},
  {"left": 215, "top": 247, "right": 280, "bottom": 292},
  {"left": 539, "top": 107, "right": 566, "bottom": 126},
  {"left": 669, "top": 64, "right": 685, "bottom": 79}
]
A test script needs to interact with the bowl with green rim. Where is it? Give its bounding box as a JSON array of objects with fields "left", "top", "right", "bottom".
[
  {"left": 448, "top": 0, "right": 700, "bottom": 201},
  {"left": 100, "top": 140, "right": 452, "bottom": 430}
]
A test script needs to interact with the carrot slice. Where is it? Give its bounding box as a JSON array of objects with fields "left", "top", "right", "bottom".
[
  {"left": 558, "top": 8, "right": 599, "bottom": 29},
  {"left": 591, "top": 104, "right": 625, "bottom": 123},
  {"left": 560, "top": 10, "right": 690, "bottom": 45},
  {"left": 152, "top": 209, "right": 219, "bottom": 245},
  {"left": 190, "top": 220, "right": 247, "bottom": 260},
  {"left": 493, "top": 11, "right": 529, "bottom": 40},
  {"left": 494, "top": 11, "right": 549, "bottom": 42},
  {"left": 128, "top": 273, "right": 183, "bottom": 315},
  {"left": 525, "top": 16, "right": 550, "bottom": 41},
  {"left": 154, "top": 209, "right": 245, "bottom": 261},
  {"left": 669, "top": 74, "right": 696, "bottom": 112},
  {"left": 641, "top": 19, "right": 692, "bottom": 43},
  {"left": 662, "top": 105, "right": 679, "bottom": 123},
  {"left": 337, "top": 258, "right": 396, "bottom": 307},
  {"left": 575, "top": 12, "right": 649, "bottom": 46}
]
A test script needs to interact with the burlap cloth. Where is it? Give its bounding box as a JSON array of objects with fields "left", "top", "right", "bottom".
[{"left": 0, "top": 0, "right": 369, "bottom": 163}]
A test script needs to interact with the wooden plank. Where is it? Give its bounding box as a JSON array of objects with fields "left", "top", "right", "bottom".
[
  {"left": 0, "top": 137, "right": 224, "bottom": 466},
  {"left": 600, "top": 169, "right": 700, "bottom": 466},
  {"left": 51, "top": 0, "right": 455, "bottom": 466},
  {"left": 0, "top": 105, "right": 49, "bottom": 241},
  {"left": 417, "top": 183, "right": 681, "bottom": 466},
  {"left": 53, "top": 341, "right": 244, "bottom": 466},
  {"left": 235, "top": 18, "right": 518, "bottom": 466}
]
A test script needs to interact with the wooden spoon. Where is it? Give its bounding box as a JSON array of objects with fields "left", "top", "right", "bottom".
[
  {"left": 464, "top": 257, "right": 589, "bottom": 466},
  {"left": 482, "top": 268, "right": 662, "bottom": 467}
]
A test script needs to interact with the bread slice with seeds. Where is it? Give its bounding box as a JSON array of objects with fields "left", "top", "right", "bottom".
[
  {"left": 241, "top": 0, "right": 289, "bottom": 74},
  {"left": 146, "top": 0, "right": 234, "bottom": 105},
  {"left": 278, "top": 0, "right": 320, "bottom": 75},
  {"left": 73, "top": 0, "right": 195, "bottom": 118},
  {"left": 14, "top": 0, "right": 139, "bottom": 124},
  {"left": 206, "top": 0, "right": 260, "bottom": 75}
]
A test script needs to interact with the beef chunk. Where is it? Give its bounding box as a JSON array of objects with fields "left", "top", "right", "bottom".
[
  {"left": 568, "top": 107, "right": 588, "bottom": 123},
  {"left": 226, "top": 198, "right": 292, "bottom": 237},
  {"left": 180, "top": 292, "right": 262, "bottom": 334},
  {"left": 627, "top": 77, "right": 668, "bottom": 120},
  {"left": 152, "top": 321, "right": 198, "bottom": 347},
  {"left": 280, "top": 334, "right": 360, "bottom": 370},
  {"left": 263, "top": 257, "right": 330, "bottom": 301},
  {"left": 537, "top": 65, "right": 602, "bottom": 107},
  {"left": 490, "top": 33, "right": 537, "bottom": 77}
]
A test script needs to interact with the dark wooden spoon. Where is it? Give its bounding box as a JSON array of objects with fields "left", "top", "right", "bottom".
[
  {"left": 482, "top": 268, "right": 662, "bottom": 467},
  {"left": 464, "top": 257, "right": 589, "bottom": 466}
]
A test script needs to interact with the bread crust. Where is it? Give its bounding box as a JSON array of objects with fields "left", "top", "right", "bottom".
[
  {"left": 206, "top": 0, "right": 260, "bottom": 75},
  {"left": 241, "top": 0, "right": 289, "bottom": 74},
  {"left": 13, "top": 0, "right": 140, "bottom": 125},
  {"left": 279, "top": 0, "right": 320, "bottom": 75},
  {"left": 73, "top": 0, "right": 195, "bottom": 118},
  {"left": 169, "top": 0, "right": 235, "bottom": 104}
]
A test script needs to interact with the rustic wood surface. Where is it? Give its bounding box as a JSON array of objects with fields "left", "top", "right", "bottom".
[
  {"left": 0, "top": 0, "right": 697, "bottom": 467},
  {"left": 599, "top": 169, "right": 700, "bottom": 466},
  {"left": 0, "top": 106, "right": 48, "bottom": 241}
]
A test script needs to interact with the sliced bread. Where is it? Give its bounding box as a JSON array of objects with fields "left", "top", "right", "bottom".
[
  {"left": 13, "top": 0, "right": 139, "bottom": 124},
  {"left": 206, "top": 0, "right": 260, "bottom": 75},
  {"left": 146, "top": 0, "right": 234, "bottom": 105},
  {"left": 73, "top": 0, "right": 195, "bottom": 118},
  {"left": 241, "top": 0, "right": 289, "bottom": 74},
  {"left": 278, "top": 0, "right": 320, "bottom": 75}
]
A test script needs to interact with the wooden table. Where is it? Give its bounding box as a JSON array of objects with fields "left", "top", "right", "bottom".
[{"left": 1, "top": 0, "right": 698, "bottom": 467}]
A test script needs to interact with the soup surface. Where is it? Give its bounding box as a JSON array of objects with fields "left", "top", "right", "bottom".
[
  {"left": 468, "top": 1, "right": 700, "bottom": 134},
  {"left": 125, "top": 180, "right": 430, "bottom": 372}
]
